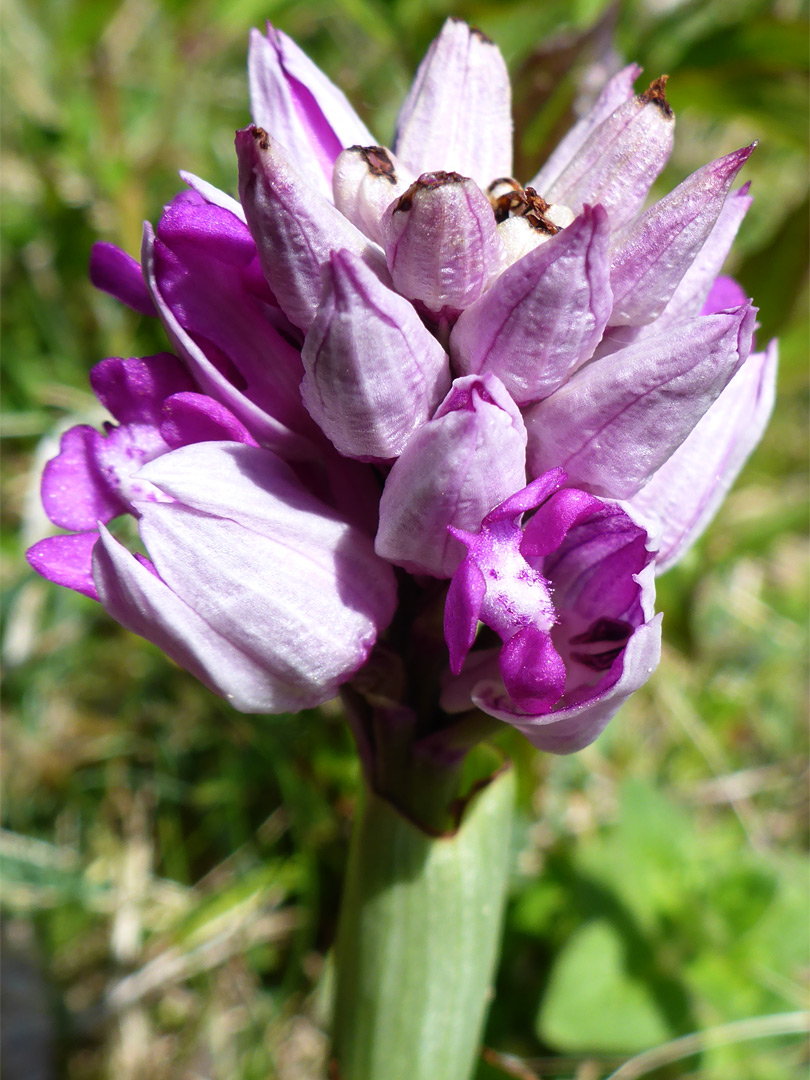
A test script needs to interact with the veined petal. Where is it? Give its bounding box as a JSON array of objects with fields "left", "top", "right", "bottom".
[
  {"left": 236, "top": 125, "right": 389, "bottom": 330},
  {"left": 136, "top": 442, "right": 389, "bottom": 597},
  {"left": 450, "top": 205, "right": 612, "bottom": 404},
  {"left": 27, "top": 532, "right": 101, "bottom": 601},
  {"left": 628, "top": 340, "right": 778, "bottom": 572},
  {"left": 528, "top": 64, "right": 641, "bottom": 193},
  {"left": 609, "top": 144, "right": 755, "bottom": 326},
  {"left": 249, "top": 23, "right": 374, "bottom": 200},
  {"left": 332, "top": 145, "right": 415, "bottom": 245},
  {"left": 648, "top": 184, "right": 753, "bottom": 332},
  {"left": 301, "top": 250, "right": 450, "bottom": 460},
  {"left": 130, "top": 443, "right": 397, "bottom": 708},
  {"left": 136, "top": 505, "right": 395, "bottom": 710},
  {"left": 545, "top": 78, "right": 675, "bottom": 230},
  {"left": 89, "top": 242, "right": 156, "bottom": 317},
  {"left": 526, "top": 304, "right": 757, "bottom": 498},
  {"left": 380, "top": 171, "right": 504, "bottom": 317},
  {"left": 375, "top": 374, "right": 527, "bottom": 577},
  {"left": 394, "top": 18, "right": 512, "bottom": 188},
  {"left": 94, "top": 526, "right": 316, "bottom": 712}
]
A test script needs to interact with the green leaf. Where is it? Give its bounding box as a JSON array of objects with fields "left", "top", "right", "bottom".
[{"left": 537, "top": 918, "right": 672, "bottom": 1053}]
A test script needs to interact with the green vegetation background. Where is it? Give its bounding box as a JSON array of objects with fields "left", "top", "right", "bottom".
[{"left": 1, "top": 0, "right": 808, "bottom": 1076}]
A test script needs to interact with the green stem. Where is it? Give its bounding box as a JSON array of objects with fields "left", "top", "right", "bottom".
[{"left": 332, "top": 752, "right": 516, "bottom": 1080}]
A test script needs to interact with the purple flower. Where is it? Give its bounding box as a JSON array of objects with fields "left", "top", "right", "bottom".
[
  {"left": 29, "top": 18, "right": 774, "bottom": 752},
  {"left": 442, "top": 470, "right": 660, "bottom": 753},
  {"left": 93, "top": 442, "right": 397, "bottom": 712}
]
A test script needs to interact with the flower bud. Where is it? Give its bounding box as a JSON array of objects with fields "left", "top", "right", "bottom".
[
  {"left": 301, "top": 250, "right": 450, "bottom": 460},
  {"left": 394, "top": 17, "right": 513, "bottom": 188},
  {"left": 450, "top": 205, "right": 612, "bottom": 404},
  {"left": 526, "top": 303, "right": 757, "bottom": 499},
  {"left": 380, "top": 172, "right": 504, "bottom": 317},
  {"left": 375, "top": 374, "right": 526, "bottom": 577},
  {"left": 332, "top": 145, "right": 415, "bottom": 246}
]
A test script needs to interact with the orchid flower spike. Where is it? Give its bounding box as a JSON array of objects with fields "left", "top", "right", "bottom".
[{"left": 30, "top": 18, "right": 773, "bottom": 756}]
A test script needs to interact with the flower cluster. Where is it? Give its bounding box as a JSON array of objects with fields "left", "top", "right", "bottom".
[{"left": 28, "top": 19, "right": 775, "bottom": 754}]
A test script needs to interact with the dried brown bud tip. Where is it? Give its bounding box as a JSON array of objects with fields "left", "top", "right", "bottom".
[
  {"left": 489, "top": 183, "right": 559, "bottom": 233},
  {"left": 394, "top": 171, "right": 466, "bottom": 213},
  {"left": 639, "top": 76, "right": 673, "bottom": 118},
  {"left": 252, "top": 126, "right": 271, "bottom": 150},
  {"left": 351, "top": 145, "right": 398, "bottom": 183}
]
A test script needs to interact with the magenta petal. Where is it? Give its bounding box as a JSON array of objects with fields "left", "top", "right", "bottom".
[
  {"left": 157, "top": 200, "right": 258, "bottom": 267},
  {"left": 151, "top": 199, "right": 315, "bottom": 443},
  {"left": 440, "top": 483, "right": 656, "bottom": 737},
  {"left": 89, "top": 242, "right": 156, "bottom": 317},
  {"left": 526, "top": 304, "right": 757, "bottom": 499},
  {"left": 701, "top": 274, "right": 748, "bottom": 315},
  {"left": 529, "top": 64, "right": 641, "bottom": 193},
  {"left": 179, "top": 172, "right": 247, "bottom": 222},
  {"left": 236, "top": 126, "right": 389, "bottom": 331},
  {"left": 394, "top": 18, "right": 513, "bottom": 188},
  {"left": 485, "top": 468, "right": 567, "bottom": 524},
  {"left": 609, "top": 144, "right": 755, "bottom": 326},
  {"left": 545, "top": 80, "right": 675, "bottom": 230},
  {"left": 380, "top": 171, "right": 504, "bottom": 317},
  {"left": 41, "top": 425, "right": 127, "bottom": 531},
  {"left": 521, "top": 487, "right": 605, "bottom": 557},
  {"left": 463, "top": 513, "right": 660, "bottom": 752},
  {"left": 500, "top": 626, "right": 566, "bottom": 714},
  {"left": 444, "top": 559, "right": 487, "bottom": 674},
  {"left": 142, "top": 224, "right": 318, "bottom": 460},
  {"left": 27, "top": 532, "right": 100, "bottom": 600},
  {"left": 89, "top": 353, "right": 195, "bottom": 426},
  {"left": 450, "top": 205, "right": 612, "bottom": 404},
  {"left": 501, "top": 612, "right": 662, "bottom": 753},
  {"left": 160, "top": 393, "right": 259, "bottom": 448}
]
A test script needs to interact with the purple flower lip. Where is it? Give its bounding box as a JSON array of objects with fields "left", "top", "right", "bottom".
[{"left": 442, "top": 470, "right": 661, "bottom": 749}]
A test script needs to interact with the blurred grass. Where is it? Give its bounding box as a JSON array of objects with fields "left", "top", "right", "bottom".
[{"left": 1, "top": 0, "right": 808, "bottom": 1077}]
